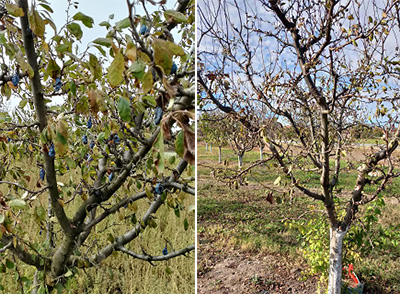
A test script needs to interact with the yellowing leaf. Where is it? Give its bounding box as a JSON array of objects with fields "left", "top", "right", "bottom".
[
  {"left": 142, "top": 70, "right": 154, "bottom": 94},
  {"left": 15, "top": 50, "right": 34, "bottom": 78},
  {"left": 164, "top": 10, "right": 187, "bottom": 23},
  {"left": 107, "top": 51, "right": 125, "bottom": 87},
  {"left": 126, "top": 43, "right": 137, "bottom": 61},
  {"left": 29, "top": 5, "right": 45, "bottom": 38},
  {"left": 153, "top": 130, "right": 165, "bottom": 174},
  {"left": 89, "top": 54, "right": 102, "bottom": 81},
  {"left": 152, "top": 38, "right": 179, "bottom": 73},
  {"left": 5, "top": 4, "right": 24, "bottom": 17},
  {"left": 55, "top": 119, "right": 68, "bottom": 156}
]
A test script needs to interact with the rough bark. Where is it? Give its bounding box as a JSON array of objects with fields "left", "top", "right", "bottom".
[{"left": 218, "top": 146, "right": 222, "bottom": 163}]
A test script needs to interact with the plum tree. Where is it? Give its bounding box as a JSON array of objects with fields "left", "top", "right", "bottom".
[
  {"left": 0, "top": 0, "right": 195, "bottom": 292},
  {"left": 198, "top": 0, "right": 400, "bottom": 293}
]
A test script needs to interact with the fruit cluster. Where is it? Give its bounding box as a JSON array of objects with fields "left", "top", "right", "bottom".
[
  {"left": 54, "top": 77, "right": 62, "bottom": 92},
  {"left": 11, "top": 73, "right": 19, "bottom": 86},
  {"left": 154, "top": 107, "right": 163, "bottom": 125},
  {"left": 39, "top": 168, "right": 45, "bottom": 181},
  {"left": 48, "top": 144, "right": 55, "bottom": 158},
  {"left": 139, "top": 24, "right": 150, "bottom": 35},
  {"left": 170, "top": 62, "right": 177, "bottom": 75},
  {"left": 155, "top": 183, "right": 164, "bottom": 195}
]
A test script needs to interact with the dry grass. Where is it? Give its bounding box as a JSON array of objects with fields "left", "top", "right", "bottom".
[{"left": 0, "top": 157, "right": 195, "bottom": 293}]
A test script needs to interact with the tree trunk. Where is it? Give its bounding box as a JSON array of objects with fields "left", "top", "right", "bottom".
[
  {"left": 260, "top": 145, "right": 263, "bottom": 160},
  {"left": 218, "top": 146, "right": 222, "bottom": 163},
  {"left": 205, "top": 143, "right": 208, "bottom": 151},
  {"left": 328, "top": 228, "right": 347, "bottom": 294},
  {"left": 210, "top": 144, "right": 212, "bottom": 153},
  {"left": 238, "top": 154, "right": 243, "bottom": 168}
]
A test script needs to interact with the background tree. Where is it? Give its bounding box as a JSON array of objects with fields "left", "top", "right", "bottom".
[
  {"left": 199, "top": 111, "right": 229, "bottom": 163},
  {"left": 198, "top": 0, "right": 400, "bottom": 292},
  {"left": 0, "top": 0, "right": 195, "bottom": 292},
  {"left": 226, "top": 115, "right": 258, "bottom": 168}
]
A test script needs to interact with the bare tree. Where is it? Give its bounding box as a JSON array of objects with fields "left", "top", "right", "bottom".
[{"left": 198, "top": 0, "right": 400, "bottom": 292}]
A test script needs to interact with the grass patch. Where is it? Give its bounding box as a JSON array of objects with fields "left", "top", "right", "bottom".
[{"left": 197, "top": 142, "right": 400, "bottom": 293}]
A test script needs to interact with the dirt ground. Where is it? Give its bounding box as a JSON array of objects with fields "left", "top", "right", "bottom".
[{"left": 197, "top": 250, "right": 320, "bottom": 294}]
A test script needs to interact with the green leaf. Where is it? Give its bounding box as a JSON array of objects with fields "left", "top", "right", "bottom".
[
  {"left": 65, "top": 156, "right": 76, "bottom": 169},
  {"left": 184, "top": 218, "right": 189, "bottom": 231},
  {"left": 9, "top": 199, "right": 26, "bottom": 209},
  {"left": 99, "top": 21, "right": 111, "bottom": 28},
  {"left": 73, "top": 12, "right": 94, "bottom": 28},
  {"left": 66, "top": 23, "right": 83, "bottom": 40},
  {"left": 165, "top": 266, "right": 173, "bottom": 275},
  {"left": 107, "top": 52, "right": 124, "bottom": 87},
  {"left": 174, "top": 207, "right": 180, "bottom": 218},
  {"left": 36, "top": 206, "right": 46, "bottom": 220},
  {"left": 142, "top": 95, "right": 156, "bottom": 107},
  {"left": 55, "top": 283, "right": 63, "bottom": 294},
  {"left": 97, "top": 132, "right": 105, "bottom": 142},
  {"left": 39, "top": 4, "right": 53, "bottom": 13},
  {"left": 6, "top": 260, "right": 14, "bottom": 269},
  {"left": 107, "top": 233, "right": 114, "bottom": 243},
  {"left": 164, "top": 10, "right": 187, "bottom": 23},
  {"left": 117, "top": 97, "right": 131, "bottom": 122},
  {"left": 0, "top": 32, "right": 7, "bottom": 46},
  {"left": 128, "top": 59, "right": 146, "bottom": 78},
  {"left": 5, "top": 3, "right": 24, "bottom": 17},
  {"left": 0, "top": 214, "right": 4, "bottom": 224},
  {"left": 116, "top": 17, "right": 131, "bottom": 30},
  {"left": 175, "top": 130, "right": 184, "bottom": 158},
  {"left": 92, "top": 37, "right": 113, "bottom": 47},
  {"left": 45, "top": 59, "right": 61, "bottom": 79},
  {"left": 56, "top": 43, "right": 71, "bottom": 53},
  {"left": 19, "top": 99, "right": 27, "bottom": 109}
]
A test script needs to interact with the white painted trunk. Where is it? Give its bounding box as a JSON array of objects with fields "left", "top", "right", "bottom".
[
  {"left": 260, "top": 146, "right": 263, "bottom": 160},
  {"left": 238, "top": 154, "right": 243, "bottom": 167},
  {"left": 218, "top": 146, "right": 222, "bottom": 163},
  {"left": 205, "top": 143, "right": 208, "bottom": 151},
  {"left": 328, "top": 228, "right": 347, "bottom": 294}
]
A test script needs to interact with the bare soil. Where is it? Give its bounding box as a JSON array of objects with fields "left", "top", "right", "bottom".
[{"left": 197, "top": 250, "right": 319, "bottom": 294}]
